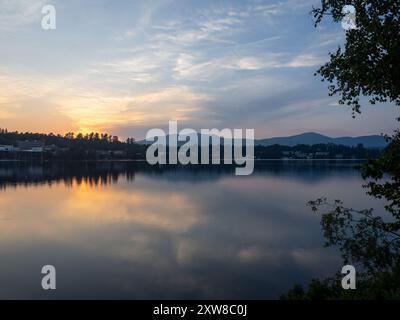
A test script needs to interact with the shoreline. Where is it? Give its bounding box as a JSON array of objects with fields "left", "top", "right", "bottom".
[{"left": 0, "top": 158, "right": 367, "bottom": 163}]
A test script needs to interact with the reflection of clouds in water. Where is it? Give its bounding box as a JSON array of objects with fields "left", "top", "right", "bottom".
[
  {"left": 64, "top": 182, "right": 204, "bottom": 232},
  {"left": 0, "top": 163, "right": 373, "bottom": 298},
  {"left": 0, "top": 177, "right": 205, "bottom": 246},
  {"left": 113, "top": 233, "right": 166, "bottom": 264},
  {"left": 291, "top": 248, "right": 340, "bottom": 275},
  {"left": 238, "top": 247, "right": 271, "bottom": 263}
]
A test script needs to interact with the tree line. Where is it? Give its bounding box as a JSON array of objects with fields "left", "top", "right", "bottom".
[{"left": 0, "top": 128, "right": 382, "bottom": 161}]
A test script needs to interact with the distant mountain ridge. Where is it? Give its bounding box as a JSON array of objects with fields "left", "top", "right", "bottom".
[
  {"left": 138, "top": 132, "right": 388, "bottom": 149},
  {"left": 255, "top": 132, "right": 388, "bottom": 148}
]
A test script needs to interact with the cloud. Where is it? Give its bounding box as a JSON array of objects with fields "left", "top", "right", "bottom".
[
  {"left": 152, "top": 1, "right": 306, "bottom": 47},
  {"left": 150, "top": 6, "right": 248, "bottom": 46},
  {"left": 285, "top": 54, "right": 326, "bottom": 68},
  {"left": 0, "top": 69, "right": 77, "bottom": 132},
  {"left": 89, "top": 56, "right": 165, "bottom": 84},
  {"left": 121, "top": 86, "right": 209, "bottom": 124},
  {"left": 173, "top": 53, "right": 216, "bottom": 80},
  {"left": 234, "top": 57, "right": 269, "bottom": 70},
  {"left": 173, "top": 52, "right": 286, "bottom": 81},
  {"left": 1, "top": 0, "right": 394, "bottom": 139},
  {"left": 0, "top": 0, "right": 47, "bottom": 31},
  {"left": 0, "top": 67, "right": 209, "bottom": 133},
  {"left": 226, "top": 54, "right": 285, "bottom": 70},
  {"left": 51, "top": 85, "right": 208, "bottom": 133}
]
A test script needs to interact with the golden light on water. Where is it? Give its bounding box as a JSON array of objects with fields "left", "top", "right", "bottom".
[{"left": 0, "top": 175, "right": 206, "bottom": 246}]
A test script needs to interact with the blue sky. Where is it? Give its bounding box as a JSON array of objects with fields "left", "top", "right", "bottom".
[{"left": 0, "top": 0, "right": 397, "bottom": 139}]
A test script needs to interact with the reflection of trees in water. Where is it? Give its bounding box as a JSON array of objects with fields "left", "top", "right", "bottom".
[
  {"left": 0, "top": 160, "right": 364, "bottom": 190},
  {"left": 0, "top": 162, "right": 136, "bottom": 190}
]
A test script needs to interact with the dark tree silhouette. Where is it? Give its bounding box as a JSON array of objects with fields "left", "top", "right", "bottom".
[
  {"left": 283, "top": 0, "right": 400, "bottom": 299},
  {"left": 313, "top": 0, "right": 400, "bottom": 115}
]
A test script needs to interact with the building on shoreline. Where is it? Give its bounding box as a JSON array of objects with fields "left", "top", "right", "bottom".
[{"left": 17, "top": 141, "right": 45, "bottom": 152}]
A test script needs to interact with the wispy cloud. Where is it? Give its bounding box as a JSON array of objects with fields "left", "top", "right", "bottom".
[
  {"left": 284, "top": 53, "right": 326, "bottom": 68},
  {"left": 1, "top": 0, "right": 395, "bottom": 138},
  {"left": 0, "top": 0, "right": 47, "bottom": 31},
  {"left": 0, "top": 67, "right": 209, "bottom": 133}
]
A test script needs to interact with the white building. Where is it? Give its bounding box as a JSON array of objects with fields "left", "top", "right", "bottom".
[{"left": 17, "top": 141, "right": 45, "bottom": 152}]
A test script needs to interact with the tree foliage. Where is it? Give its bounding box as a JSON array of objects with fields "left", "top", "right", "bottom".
[
  {"left": 284, "top": 0, "right": 400, "bottom": 299},
  {"left": 313, "top": 0, "right": 400, "bottom": 115}
]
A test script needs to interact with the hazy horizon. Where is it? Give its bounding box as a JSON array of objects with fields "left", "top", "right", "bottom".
[{"left": 0, "top": 127, "right": 389, "bottom": 141}]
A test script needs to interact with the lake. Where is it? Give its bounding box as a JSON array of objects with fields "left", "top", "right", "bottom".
[{"left": 0, "top": 161, "right": 379, "bottom": 299}]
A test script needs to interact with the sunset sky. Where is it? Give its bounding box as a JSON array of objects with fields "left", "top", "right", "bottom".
[{"left": 0, "top": 0, "right": 398, "bottom": 139}]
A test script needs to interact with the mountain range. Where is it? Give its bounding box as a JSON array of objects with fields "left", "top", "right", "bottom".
[
  {"left": 255, "top": 132, "right": 388, "bottom": 148},
  {"left": 139, "top": 132, "right": 388, "bottom": 149}
]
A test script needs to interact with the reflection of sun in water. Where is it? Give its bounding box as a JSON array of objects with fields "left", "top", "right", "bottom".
[{"left": 64, "top": 179, "right": 205, "bottom": 232}]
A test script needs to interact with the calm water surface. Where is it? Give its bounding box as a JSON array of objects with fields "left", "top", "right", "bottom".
[{"left": 0, "top": 161, "right": 380, "bottom": 299}]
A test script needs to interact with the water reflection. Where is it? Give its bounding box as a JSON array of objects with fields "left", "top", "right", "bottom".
[{"left": 0, "top": 161, "right": 375, "bottom": 299}]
